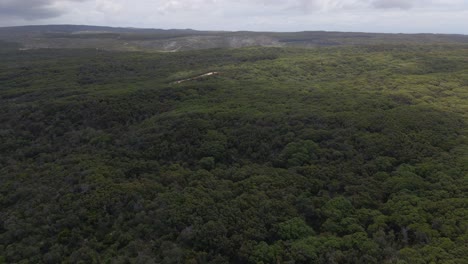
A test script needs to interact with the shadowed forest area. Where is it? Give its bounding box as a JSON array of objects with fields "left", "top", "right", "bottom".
[{"left": 0, "top": 41, "right": 467, "bottom": 263}]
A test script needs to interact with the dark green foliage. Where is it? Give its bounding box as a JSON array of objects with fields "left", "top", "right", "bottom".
[{"left": 0, "top": 44, "right": 467, "bottom": 263}]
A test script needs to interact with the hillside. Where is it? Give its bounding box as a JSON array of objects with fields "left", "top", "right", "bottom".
[
  {"left": 0, "top": 39, "right": 467, "bottom": 263},
  {"left": 1, "top": 25, "right": 468, "bottom": 51}
]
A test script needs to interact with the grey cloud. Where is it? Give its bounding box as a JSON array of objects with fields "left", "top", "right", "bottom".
[
  {"left": 372, "top": 0, "right": 414, "bottom": 9},
  {"left": 0, "top": 0, "right": 85, "bottom": 20}
]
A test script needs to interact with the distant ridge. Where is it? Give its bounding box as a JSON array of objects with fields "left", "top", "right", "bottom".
[
  {"left": 0, "top": 25, "right": 202, "bottom": 34},
  {"left": 1, "top": 24, "right": 467, "bottom": 52}
]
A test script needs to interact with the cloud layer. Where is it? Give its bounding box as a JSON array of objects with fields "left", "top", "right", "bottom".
[
  {"left": 0, "top": 0, "right": 467, "bottom": 34},
  {"left": 0, "top": 0, "right": 86, "bottom": 19},
  {"left": 372, "top": 0, "right": 414, "bottom": 9}
]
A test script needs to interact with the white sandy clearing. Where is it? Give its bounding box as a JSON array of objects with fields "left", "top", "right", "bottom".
[{"left": 173, "top": 72, "right": 219, "bottom": 84}]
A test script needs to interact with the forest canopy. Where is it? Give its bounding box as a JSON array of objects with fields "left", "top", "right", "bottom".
[{"left": 0, "top": 43, "right": 467, "bottom": 263}]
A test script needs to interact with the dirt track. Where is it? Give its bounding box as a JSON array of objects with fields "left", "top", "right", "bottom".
[{"left": 173, "top": 72, "right": 219, "bottom": 84}]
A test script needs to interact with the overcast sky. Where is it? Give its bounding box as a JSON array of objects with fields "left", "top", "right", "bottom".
[{"left": 0, "top": 0, "right": 467, "bottom": 34}]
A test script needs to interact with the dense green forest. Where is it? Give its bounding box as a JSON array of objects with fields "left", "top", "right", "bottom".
[{"left": 0, "top": 42, "right": 467, "bottom": 263}]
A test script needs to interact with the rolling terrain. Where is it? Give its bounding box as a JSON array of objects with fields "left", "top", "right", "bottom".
[
  {"left": 1, "top": 25, "right": 468, "bottom": 51},
  {"left": 0, "top": 27, "right": 467, "bottom": 263}
]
